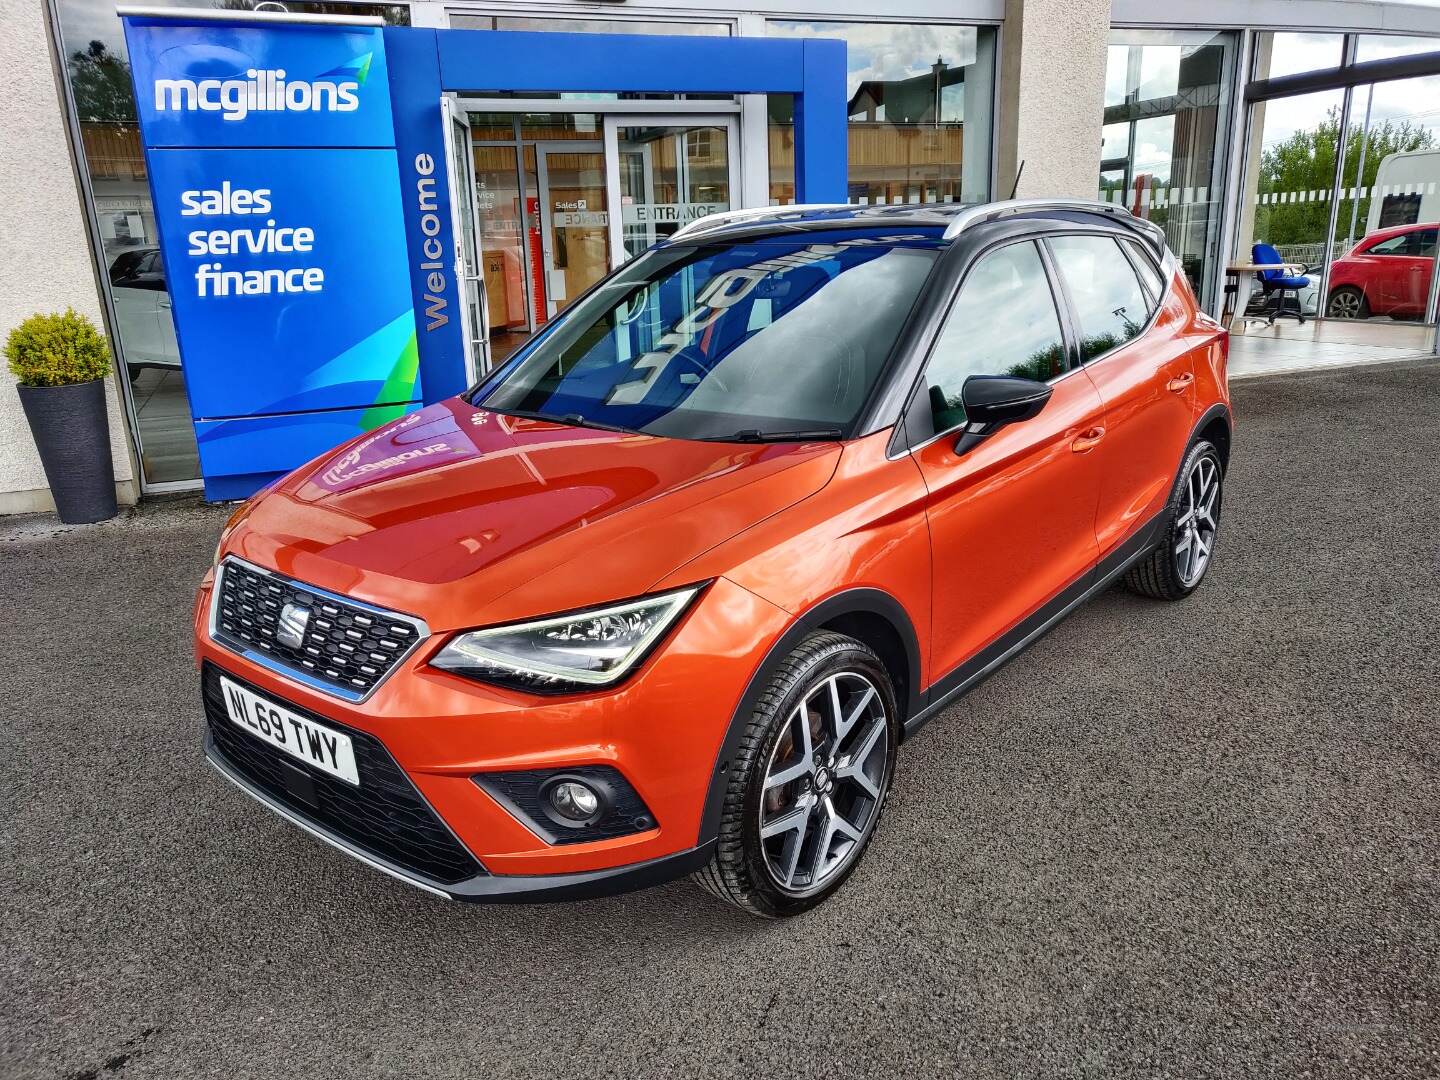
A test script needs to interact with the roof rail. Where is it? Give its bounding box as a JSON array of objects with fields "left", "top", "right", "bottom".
[
  {"left": 671, "top": 203, "right": 851, "bottom": 240},
  {"left": 941, "top": 198, "right": 1134, "bottom": 240}
]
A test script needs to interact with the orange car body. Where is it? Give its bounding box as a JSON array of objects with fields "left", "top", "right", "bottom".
[{"left": 196, "top": 202, "right": 1230, "bottom": 901}]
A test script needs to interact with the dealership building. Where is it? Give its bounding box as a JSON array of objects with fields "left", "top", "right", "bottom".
[{"left": 6, "top": 0, "right": 1440, "bottom": 511}]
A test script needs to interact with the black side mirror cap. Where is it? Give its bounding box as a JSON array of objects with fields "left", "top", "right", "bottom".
[{"left": 953, "top": 375, "right": 1053, "bottom": 455}]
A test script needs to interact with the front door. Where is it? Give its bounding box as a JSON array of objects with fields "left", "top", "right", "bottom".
[
  {"left": 907, "top": 239, "right": 1106, "bottom": 687},
  {"left": 442, "top": 98, "right": 487, "bottom": 380},
  {"left": 536, "top": 141, "right": 610, "bottom": 318},
  {"left": 603, "top": 116, "right": 739, "bottom": 265}
]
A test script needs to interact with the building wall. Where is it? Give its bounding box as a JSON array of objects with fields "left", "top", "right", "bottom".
[
  {"left": 998, "top": 0, "right": 1111, "bottom": 199},
  {"left": 0, "top": 0, "right": 137, "bottom": 516}
]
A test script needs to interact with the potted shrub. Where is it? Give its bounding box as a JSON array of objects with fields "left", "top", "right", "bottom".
[{"left": 5, "top": 308, "right": 118, "bottom": 524}]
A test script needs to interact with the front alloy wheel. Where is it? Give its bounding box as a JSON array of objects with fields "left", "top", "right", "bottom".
[
  {"left": 696, "top": 632, "right": 899, "bottom": 917},
  {"left": 757, "top": 671, "right": 889, "bottom": 897}
]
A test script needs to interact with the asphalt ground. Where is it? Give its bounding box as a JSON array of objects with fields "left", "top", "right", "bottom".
[{"left": 3, "top": 359, "right": 1438, "bottom": 1079}]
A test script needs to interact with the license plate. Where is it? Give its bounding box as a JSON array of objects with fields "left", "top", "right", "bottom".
[{"left": 219, "top": 675, "right": 359, "bottom": 786}]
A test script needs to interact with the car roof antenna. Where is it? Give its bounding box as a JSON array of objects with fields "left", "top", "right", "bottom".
[{"left": 1009, "top": 161, "right": 1025, "bottom": 200}]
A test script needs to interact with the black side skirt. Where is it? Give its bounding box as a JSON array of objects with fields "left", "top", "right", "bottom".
[{"left": 903, "top": 509, "right": 1168, "bottom": 740}]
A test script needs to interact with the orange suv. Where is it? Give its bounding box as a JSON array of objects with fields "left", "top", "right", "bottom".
[{"left": 197, "top": 200, "right": 1231, "bottom": 916}]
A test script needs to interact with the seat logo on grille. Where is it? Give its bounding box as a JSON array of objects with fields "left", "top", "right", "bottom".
[{"left": 276, "top": 602, "right": 311, "bottom": 649}]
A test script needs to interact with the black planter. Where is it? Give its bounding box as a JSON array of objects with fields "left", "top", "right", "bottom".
[{"left": 16, "top": 379, "right": 118, "bottom": 524}]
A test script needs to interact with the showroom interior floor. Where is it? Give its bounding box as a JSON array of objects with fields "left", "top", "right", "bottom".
[
  {"left": 1228, "top": 316, "right": 1434, "bottom": 377},
  {"left": 3, "top": 359, "right": 1437, "bottom": 1079}
]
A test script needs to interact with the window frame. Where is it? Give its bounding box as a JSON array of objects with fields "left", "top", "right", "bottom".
[
  {"left": 898, "top": 234, "right": 1082, "bottom": 450},
  {"left": 1043, "top": 229, "right": 1169, "bottom": 370}
]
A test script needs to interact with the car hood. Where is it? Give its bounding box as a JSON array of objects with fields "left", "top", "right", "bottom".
[{"left": 229, "top": 399, "right": 840, "bottom": 631}]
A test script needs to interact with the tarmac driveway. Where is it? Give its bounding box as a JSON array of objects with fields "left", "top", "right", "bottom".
[{"left": 3, "top": 359, "right": 1437, "bottom": 1079}]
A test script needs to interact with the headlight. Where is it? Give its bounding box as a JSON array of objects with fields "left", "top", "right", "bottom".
[
  {"left": 431, "top": 586, "right": 701, "bottom": 693},
  {"left": 213, "top": 500, "right": 254, "bottom": 565}
]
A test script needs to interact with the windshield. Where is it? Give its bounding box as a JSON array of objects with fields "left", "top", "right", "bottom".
[{"left": 474, "top": 232, "right": 941, "bottom": 441}]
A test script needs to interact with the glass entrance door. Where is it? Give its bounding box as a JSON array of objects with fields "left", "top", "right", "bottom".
[
  {"left": 604, "top": 116, "right": 739, "bottom": 263},
  {"left": 536, "top": 141, "right": 610, "bottom": 318},
  {"left": 442, "top": 98, "right": 487, "bottom": 379}
]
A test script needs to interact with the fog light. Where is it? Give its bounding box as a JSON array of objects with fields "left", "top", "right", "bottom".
[{"left": 547, "top": 780, "right": 600, "bottom": 823}]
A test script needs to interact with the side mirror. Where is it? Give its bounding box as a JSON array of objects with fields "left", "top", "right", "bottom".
[{"left": 954, "top": 375, "right": 1053, "bottom": 455}]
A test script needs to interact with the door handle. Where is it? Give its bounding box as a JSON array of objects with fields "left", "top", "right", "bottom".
[
  {"left": 1071, "top": 426, "right": 1106, "bottom": 453},
  {"left": 1167, "top": 372, "right": 1194, "bottom": 393}
]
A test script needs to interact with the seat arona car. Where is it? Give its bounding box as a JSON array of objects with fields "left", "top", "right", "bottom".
[{"left": 198, "top": 199, "right": 1231, "bottom": 917}]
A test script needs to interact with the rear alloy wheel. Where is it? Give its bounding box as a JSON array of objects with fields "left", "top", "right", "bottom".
[
  {"left": 695, "top": 632, "right": 898, "bottom": 917},
  {"left": 1124, "top": 439, "right": 1223, "bottom": 601},
  {"left": 1326, "top": 286, "right": 1369, "bottom": 319}
]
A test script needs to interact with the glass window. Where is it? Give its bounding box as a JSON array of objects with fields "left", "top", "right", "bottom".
[
  {"left": 1049, "top": 235, "right": 1150, "bottom": 362},
  {"left": 1354, "top": 34, "right": 1440, "bottom": 64},
  {"left": 479, "top": 234, "right": 940, "bottom": 440},
  {"left": 1253, "top": 33, "right": 1345, "bottom": 81},
  {"left": 1100, "top": 30, "right": 1236, "bottom": 311},
  {"left": 53, "top": 0, "right": 409, "bottom": 488},
  {"left": 923, "top": 242, "right": 1065, "bottom": 435},
  {"left": 765, "top": 22, "right": 996, "bottom": 208},
  {"left": 1125, "top": 241, "right": 1165, "bottom": 300},
  {"left": 1366, "top": 233, "right": 1414, "bottom": 256}
]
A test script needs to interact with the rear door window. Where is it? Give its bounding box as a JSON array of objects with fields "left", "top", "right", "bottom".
[{"left": 1049, "top": 235, "right": 1151, "bottom": 363}]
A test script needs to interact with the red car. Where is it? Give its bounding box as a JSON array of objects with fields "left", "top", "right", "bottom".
[
  {"left": 197, "top": 199, "right": 1231, "bottom": 917},
  {"left": 1326, "top": 221, "right": 1439, "bottom": 319}
]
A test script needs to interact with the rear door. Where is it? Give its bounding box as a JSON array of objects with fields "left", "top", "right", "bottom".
[
  {"left": 1046, "top": 232, "right": 1197, "bottom": 560},
  {"left": 905, "top": 238, "right": 1106, "bottom": 686}
]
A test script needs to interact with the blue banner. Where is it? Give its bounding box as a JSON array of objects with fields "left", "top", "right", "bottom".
[{"left": 123, "top": 18, "right": 418, "bottom": 499}]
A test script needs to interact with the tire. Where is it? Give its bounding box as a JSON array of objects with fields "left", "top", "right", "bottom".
[
  {"left": 1123, "top": 439, "right": 1224, "bottom": 601},
  {"left": 1326, "top": 286, "right": 1369, "bottom": 319},
  {"left": 694, "top": 631, "right": 899, "bottom": 918}
]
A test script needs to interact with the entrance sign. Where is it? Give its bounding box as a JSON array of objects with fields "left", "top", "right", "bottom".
[{"left": 119, "top": 10, "right": 847, "bottom": 500}]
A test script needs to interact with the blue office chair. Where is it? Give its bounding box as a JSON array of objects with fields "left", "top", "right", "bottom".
[{"left": 1251, "top": 242, "right": 1309, "bottom": 325}]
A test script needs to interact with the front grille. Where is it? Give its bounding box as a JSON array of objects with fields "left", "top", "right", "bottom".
[
  {"left": 212, "top": 557, "right": 424, "bottom": 699},
  {"left": 203, "top": 662, "right": 485, "bottom": 885}
]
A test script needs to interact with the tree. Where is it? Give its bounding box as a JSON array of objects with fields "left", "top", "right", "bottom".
[
  {"left": 1255, "top": 105, "right": 1437, "bottom": 250},
  {"left": 68, "top": 40, "right": 135, "bottom": 124}
]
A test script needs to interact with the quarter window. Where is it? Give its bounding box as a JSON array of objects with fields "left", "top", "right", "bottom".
[
  {"left": 1366, "top": 233, "right": 1413, "bottom": 256},
  {"left": 922, "top": 241, "right": 1067, "bottom": 436},
  {"left": 1124, "top": 241, "right": 1165, "bottom": 303},
  {"left": 1049, "top": 235, "right": 1150, "bottom": 363}
]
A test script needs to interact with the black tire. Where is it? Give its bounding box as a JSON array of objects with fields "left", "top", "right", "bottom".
[
  {"left": 1326, "top": 286, "right": 1369, "bottom": 319},
  {"left": 694, "top": 632, "right": 899, "bottom": 918},
  {"left": 1123, "top": 439, "right": 1224, "bottom": 601}
]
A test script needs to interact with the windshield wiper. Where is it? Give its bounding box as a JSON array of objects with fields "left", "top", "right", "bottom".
[
  {"left": 702, "top": 427, "right": 845, "bottom": 443},
  {"left": 485, "top": 407, "right": 638, "bottom": 435}
]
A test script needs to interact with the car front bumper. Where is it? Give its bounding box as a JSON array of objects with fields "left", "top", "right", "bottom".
[
  {"left": 194, "top": 569, "right": 791, "bottom": 900},
  {"left": 205, "top": 729, "right": 715, "bottom": 902}
]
